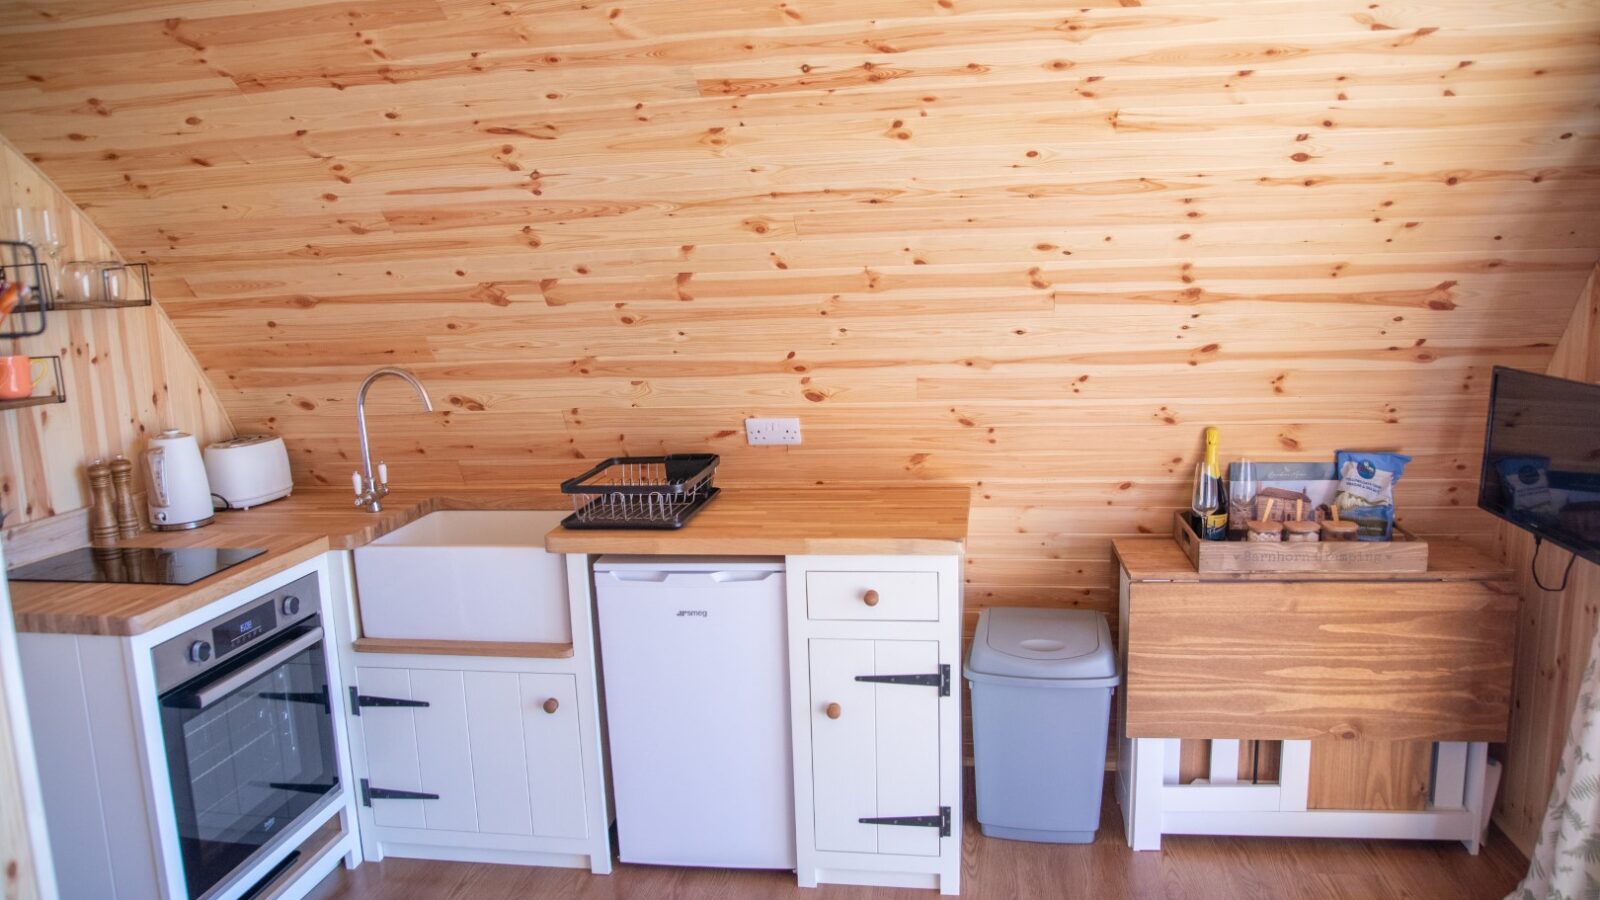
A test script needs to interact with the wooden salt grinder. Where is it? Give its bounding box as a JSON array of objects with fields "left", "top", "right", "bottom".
[
  {"left": 110, "top": 455, "right": 141, "bottom": 539},
  {"left": 87, "top": 459, "right": 119, "bottom": 546}
]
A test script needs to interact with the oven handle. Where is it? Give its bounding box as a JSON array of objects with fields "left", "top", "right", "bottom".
[{"left": 184, "top": 627, "right": 325, "bottom": 710}]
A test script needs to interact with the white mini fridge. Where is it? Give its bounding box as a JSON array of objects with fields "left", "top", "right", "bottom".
[{"left": 593, "top": 556, "right": 796, "bottom": 869}]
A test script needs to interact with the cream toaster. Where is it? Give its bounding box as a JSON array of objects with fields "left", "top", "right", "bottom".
[{"left": 203, "top": 434, "right": 293, "bottom": 510}]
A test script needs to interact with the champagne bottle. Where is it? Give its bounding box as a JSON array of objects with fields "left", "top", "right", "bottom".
[{"left": 1202, "top": 426, "right": 1228, "bottom": 539}]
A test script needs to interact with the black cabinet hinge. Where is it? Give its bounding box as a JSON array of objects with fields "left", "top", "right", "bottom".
[
  {"left": 859, "top": 806, "right": 952, "bottom": 837},
  {"left": 348, "top": 685, "right": 430, "bottom": 716},
  {"left": 855, "top": 664, "right": 950, "bottom": 697},
  {"left": 360, "top": 778, "right": 439, "bottom": 807}
]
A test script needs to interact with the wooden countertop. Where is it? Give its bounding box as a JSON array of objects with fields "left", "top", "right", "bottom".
[
  {"left": 1113, "top": 536, "right": 1512, "bottom": 582},
  {"left": 544, "top": 486, "right": 970, "bottom": 556},
  {"left": 7, "top": 485, "right": 968, "bottom": 636},
  {"left": 5, "top": 488, "right": 566, "bottom": 637},
  {"left": 8, "top": 531, "right": 330, "bottom": 637}
]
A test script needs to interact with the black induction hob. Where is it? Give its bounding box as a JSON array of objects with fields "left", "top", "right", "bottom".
[{"left": 7, "top": 546, "right": 268, "bottom": 586}]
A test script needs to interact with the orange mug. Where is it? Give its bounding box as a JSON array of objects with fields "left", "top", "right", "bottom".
[{"left": 0, "top": 355, "right": 33, "bottom": 400}]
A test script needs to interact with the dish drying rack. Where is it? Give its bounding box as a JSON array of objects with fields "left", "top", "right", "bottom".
[{"left": 560, "top": 454, "right": 719, "bottom": 530}]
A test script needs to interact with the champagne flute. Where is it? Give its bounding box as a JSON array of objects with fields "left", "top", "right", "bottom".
[
  {"left": 9, "top": 207, "right": 28, "bottom": 243},
  {"left": 34, "top": 208, "right": 61, "bottom": 299},
  {"left": 1191, "top": 460, "right": 1219, "bottom": 538}
]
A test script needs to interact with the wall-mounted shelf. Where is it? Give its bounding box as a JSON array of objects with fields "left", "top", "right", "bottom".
[
  {"left": 0, "top": 356, "right": 66, "bottom": 412},
  {"left": 47, "top": 261, "right": 152, "bottom": 311},
  {"left": 0, "top": 240, "right": 48, "bottom": 339},
  {"left": 2, "top": 257, "right": 154, "bottom": 325}
]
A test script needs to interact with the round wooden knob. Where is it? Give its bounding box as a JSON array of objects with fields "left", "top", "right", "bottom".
[
  {"left": 862, "top": 589, "right": 880, "bottom": 607},
  {"left": 825, "top": 702, "right": 841, "bottom": 719},
  {"left": 542, "top": 698, "right": 560, "bottom": 714}
]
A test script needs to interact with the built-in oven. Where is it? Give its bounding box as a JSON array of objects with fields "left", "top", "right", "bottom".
[{"left": 153, "top": 573, "right": 340, "bottom": 899}]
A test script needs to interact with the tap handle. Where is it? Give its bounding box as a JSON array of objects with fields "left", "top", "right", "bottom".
[
  {"left": 378, "top": 461, "right": 389, "bottom": 487},
  {"left": 351, "top": 470, "right": 363, "bottom": 496}
]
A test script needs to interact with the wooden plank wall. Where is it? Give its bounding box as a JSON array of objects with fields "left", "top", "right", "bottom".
[
  {"left": 1, "top": 1, "right": 1596, "bottom": 620},
  {"left": 1494, "top": 265, "right": 1600, "bottom": 857},
  {"left": 0, "top": 139, "right": 232, "bottom": 536},
  {"left": 0, "top": 0, "right": 1598, "bottom": 756}
]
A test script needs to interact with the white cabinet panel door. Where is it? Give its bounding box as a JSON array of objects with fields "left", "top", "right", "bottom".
[
  {"left": 873, "top": 640, "right": 941, "bottom": 858},
  {"left": 520, "top": 673, "right": 588, "bottom": 839},
  {"left": 810, "top": 639, "right": 943, "bottom": 856},
  {"left": 355, "top": 666, "right": 426, "bottom": 829},
  {"left": 463, "top": 671, "right": 534, "bottom": 837},
  {"left": 408, "top": 669, "right": 480, "bottom": 832},
  {"left": 810, "top": 639, "right": 880, "bottom": 853}
]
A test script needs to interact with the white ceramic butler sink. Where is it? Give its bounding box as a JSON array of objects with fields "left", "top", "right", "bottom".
[{"left": 353, "top": 510, "right": 570, "bottom": 644}]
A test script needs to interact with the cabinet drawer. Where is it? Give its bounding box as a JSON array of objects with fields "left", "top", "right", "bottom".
[{"left": 807, "top": 571, "right": 938, "bottom": 621}]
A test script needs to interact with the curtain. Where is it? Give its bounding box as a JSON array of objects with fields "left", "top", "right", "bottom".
[{"left": 1510, "top": 625, "right": 1600, "bottom": 900}]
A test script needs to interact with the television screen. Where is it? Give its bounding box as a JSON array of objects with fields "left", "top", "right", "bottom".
[{"left": 1479, "top": 366, "right": 1600, "bottom": 565}]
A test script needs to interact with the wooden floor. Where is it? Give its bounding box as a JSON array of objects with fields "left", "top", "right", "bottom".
[{"left": 308, "top": 777, "right": 1528, "bottom": 900}]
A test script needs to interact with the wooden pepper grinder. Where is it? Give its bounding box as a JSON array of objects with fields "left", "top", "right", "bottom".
[
  {"left": 86, "top": 458, "right": 119, "bottom": 546},
  {"left": 110, "top": 454, "right": 141, "bottom": 539}
]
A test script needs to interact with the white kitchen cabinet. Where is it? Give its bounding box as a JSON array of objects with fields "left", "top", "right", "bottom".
[
  {"left": 326, "top": 550, "right": 611, "bottom": 874},
  {"left": 352, "top": 666, "right": 587, "bottom": 841},
  {"left": 789, "top": 557, "right": 963, "bottom": 896},
  {"left": 16, "top": 555, "right": 362, "bottom": 900}
]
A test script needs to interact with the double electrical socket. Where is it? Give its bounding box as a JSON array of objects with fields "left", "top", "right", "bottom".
[{"left": 745, "top": 417, "right": 802, "bottom": 445}]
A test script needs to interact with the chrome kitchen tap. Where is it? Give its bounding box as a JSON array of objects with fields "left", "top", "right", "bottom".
[{"left": 352, "top": 367, "right": 434, "bottom": 512}]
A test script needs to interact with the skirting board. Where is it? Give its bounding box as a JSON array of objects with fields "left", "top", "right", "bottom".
[{"left": 1162, "top": 808, "right": 1479, "bottom": 841}]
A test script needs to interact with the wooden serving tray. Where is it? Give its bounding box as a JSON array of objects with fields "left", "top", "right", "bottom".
[{"left": 1172, "top": 511, "right": 1428, "bottom": 574}]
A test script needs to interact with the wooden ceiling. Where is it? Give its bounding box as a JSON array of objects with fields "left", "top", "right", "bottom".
[{"left": 1, "top": 0, "right": 1598, "bottom": 610}]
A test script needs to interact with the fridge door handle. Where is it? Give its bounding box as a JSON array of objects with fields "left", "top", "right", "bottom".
[
  {"left": 605, "top": 571, "right": 671, "bottom": 583},
  {"left": 708, "top": 571, "right": 780, "bottom": 583},
  {"left": 607, "top": 571, "right": 782, "bottom": 585}
]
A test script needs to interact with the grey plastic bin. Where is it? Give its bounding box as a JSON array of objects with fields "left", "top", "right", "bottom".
[{"left": 965, "top": 607, "right": 1120, "bottom": 844}]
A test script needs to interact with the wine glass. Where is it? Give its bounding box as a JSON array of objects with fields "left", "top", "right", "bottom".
[
  {"left": 1232, "top": 458, "right": 1258, "bottom": 526},
  {"left": 1191, "top": 460, "right": 1219, "bottom": 535},
  {"left": 34, "top": 208, "right": 60, "bottom": 254}
]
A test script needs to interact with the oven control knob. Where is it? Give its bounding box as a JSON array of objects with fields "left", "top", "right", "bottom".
[
  {"left": 282, "top": 595, "right": 301, "bottom": 617},
  {"left": 188, "top": 641, "right": 212, "bottom": 663}
]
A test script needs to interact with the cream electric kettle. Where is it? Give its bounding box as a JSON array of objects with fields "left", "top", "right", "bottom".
[{"left": 145, "top": 429, "right": 215, "bottom": 530}]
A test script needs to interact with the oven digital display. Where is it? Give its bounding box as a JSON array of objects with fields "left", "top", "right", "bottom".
[{"left": 211, "top": 602, "right": 277, "bottom": 656}]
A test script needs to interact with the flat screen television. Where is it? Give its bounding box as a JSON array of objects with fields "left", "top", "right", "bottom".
[{"left": 1479, "top": 366, "right": 1600, "bottom": 565}]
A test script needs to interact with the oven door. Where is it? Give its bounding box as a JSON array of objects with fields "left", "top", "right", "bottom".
[{"left": 159, "top": 616, "right": 339, "bottom": 899}]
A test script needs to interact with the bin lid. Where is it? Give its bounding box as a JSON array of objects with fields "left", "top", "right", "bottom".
[{"left": 965, "top": 608, "right": 1117, "bottom": 684}]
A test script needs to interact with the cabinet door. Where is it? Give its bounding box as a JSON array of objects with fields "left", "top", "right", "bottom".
[
  {"left": 809, "top": 639, "right": 942, "bottom": 857},
  {"left": 356, "top": 667, "right": 588, "bottom": 840},
  {"left": 519, "top": 673, "right": 588, "bottom": 839},
  {"left": 355, "top": 667, "right": 479, "bottom": 831}
]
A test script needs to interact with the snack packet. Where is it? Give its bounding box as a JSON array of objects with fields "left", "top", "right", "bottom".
[{"left": 1333, "top": 450, "right": 1412, "bottom": 541}]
